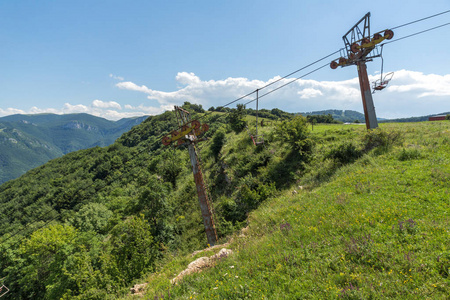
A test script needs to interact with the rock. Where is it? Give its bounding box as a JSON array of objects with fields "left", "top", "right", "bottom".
[
  {"left": 171, "top": 248, "right": 233, "bottom": 284},
  {"left": 130, "top": 283, "right": 148, "bottom": 296}
]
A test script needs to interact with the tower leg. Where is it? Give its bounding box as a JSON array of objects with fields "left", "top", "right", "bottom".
[
  {"left": 357, "top": 61, "right": 378, "bottom": 129},
  {"left": 188, "top": 142, "right": 218, "bottom": 246}
]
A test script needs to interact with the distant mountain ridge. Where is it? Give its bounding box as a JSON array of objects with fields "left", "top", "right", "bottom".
[
  {"left": 299, "top": 109, "right": 450, "bottom": 123},
  {"left": 379, "top": 112, "right": 450, "bottom": 123},
  {"left": 0, "top": 113, "right": 148, "bottom": 184}
]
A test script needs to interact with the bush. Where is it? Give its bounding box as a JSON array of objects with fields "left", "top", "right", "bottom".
[
  {"left": 362, "top": 128, "right": 403, "bottom": 152},
  {"left": 275, "top": 116, "right": 314, "bottom": 159},
  {"left": 226, "top": 104, "right": 247, "bottom": 133},
  {"left": 210, "top": 128, "right": 226, "bottom": 159},
  {"left": 398, "top": 148, "right": 422, "bottom": 161},
  {"left": 326, "top": 142, "right": 362, "bottom": 164}
]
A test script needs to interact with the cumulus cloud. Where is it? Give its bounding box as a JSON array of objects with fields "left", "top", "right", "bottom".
[
  {"left": 92, "top": 99, "right": 122, "bottom": 110},
  {"left": 0, "top": 107, "right": 26, "bottom": 115},
  {"left": 115, "top": 70, "right": 450, "bottom": 118},
  {"left": 1, "top": 70, "right": 449, "bottom": 120}
]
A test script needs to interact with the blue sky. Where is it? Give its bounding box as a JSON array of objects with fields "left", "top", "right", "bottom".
[{"left": 1, "top": 0, "right": 449, "bottom": 120}]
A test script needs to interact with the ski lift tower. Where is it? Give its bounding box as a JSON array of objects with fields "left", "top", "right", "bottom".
[
  {"left": 330, "top": 12, "right": 393, "bottom": 129},
  {"left": 161, "top": 106, "right": 218, "bottom": 246}
]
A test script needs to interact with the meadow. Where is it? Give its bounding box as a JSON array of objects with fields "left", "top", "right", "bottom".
[{"left": 136, "top": 121, "right": 450, "bottom": 299}]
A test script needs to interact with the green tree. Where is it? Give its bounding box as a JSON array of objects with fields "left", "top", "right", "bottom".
[
  {"left": 226, "top": 104, "right": 247, "bottom": 133},
  {"left": 276, "top": 116, "right": 314, "bottom": 158},
  {"left": 69, "top": 203, "right": 113, "bottom": 233},
  {"left": 107, "top": 215, "right": 158, "bottom": 283},
  {"left": 18, "top": 224, "right": 78, "bottom": 299}
]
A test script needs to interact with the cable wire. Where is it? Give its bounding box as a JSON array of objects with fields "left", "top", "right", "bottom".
[
  {"left": 244, "top": 62, "right": 330, "bottom": 106},
  {"left": 391, "top": 9, "right": 450, "bottom": 30},
  {"left": 383, "top": 22, "right": 450, "bottom": 45}
]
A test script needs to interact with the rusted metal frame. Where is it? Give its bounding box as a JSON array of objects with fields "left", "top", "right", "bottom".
[
  {"left": 174, "top": 105, "right": 191, "bottom": 128},
  {"left": 187, "top": 140, "right": 218, "bottom": 246},
  {"left": 357, "top": 61, "right": 378, "bottom": 129},
  {"left": 343, "top": 12, "right": 371, "bottom": 57}
]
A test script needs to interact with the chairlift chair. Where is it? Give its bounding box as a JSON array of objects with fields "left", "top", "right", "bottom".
[
  {"left": 372, "top": 45, "right": 393, "bottom": 93},
  {"left": 372, "top": 72, "right": 394, "bottom": 92},
  {"left": 0, "top": 283, "right": 10, "bottom": 298}
]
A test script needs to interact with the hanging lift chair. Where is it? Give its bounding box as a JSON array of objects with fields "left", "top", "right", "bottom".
[{"left": 372, "top": 72, "right": 394, "bottom": 92}]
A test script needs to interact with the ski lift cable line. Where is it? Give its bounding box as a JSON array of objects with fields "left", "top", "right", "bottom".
[
  {"left": 391, "top": 9, "right": 450, "bottom": 30},
  {"left": 217, "top": 48, "right": 343, "bottom": 109},
  {"left": 256, "top": 49, "right": 342, "bottom": 92},
  {"left": 243, "top": 62, "right": 330, "bottom": 106},
  {"left": 382, "top": 22, "right": 450, "bottom": 46}
]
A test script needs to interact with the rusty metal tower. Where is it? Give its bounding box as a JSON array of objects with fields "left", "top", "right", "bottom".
[
  {"left": 330, "top": 12, "right": 393, "bottom": 129},
  {"left": 161, "top": 106, "right": 218, "bottom": 246}
]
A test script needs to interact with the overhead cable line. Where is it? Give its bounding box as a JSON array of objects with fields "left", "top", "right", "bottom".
[
  {"left": 256, "top": 49, "right": 342, "bottom": 92},
  {"left": 244, "top": 62, "right": 330, "bottom": 106},
  {"left": 391, "top": 9, "right": 450, "bottom": 30},
  {"left": 383, "top": 22, "right": 450, "bottom": 45}
]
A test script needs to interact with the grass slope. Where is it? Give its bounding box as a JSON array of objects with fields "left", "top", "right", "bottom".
[{"left": 137, "top": 121, "right": 450, "bottom": 299}]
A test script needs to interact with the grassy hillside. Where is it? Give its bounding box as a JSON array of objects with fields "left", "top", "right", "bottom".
[
  {"left": 135, "top": 121, "right": 449, "bottom": 299},
  {"left": 0, "top": 113, "right": 147, "bottom": 184},
  {"left": 0, "top": 106, "right": 448, "bottom": 299}
]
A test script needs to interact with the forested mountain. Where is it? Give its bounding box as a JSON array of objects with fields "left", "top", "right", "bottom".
[
  {"left": 0, "top": 105, "right": 448, "bottom": 299},
  {"left": 0, "top": 113, "right": 148, "bottom": 184},
  {"left": 380, "top": 111, "right": 450, "bottom": 123}
]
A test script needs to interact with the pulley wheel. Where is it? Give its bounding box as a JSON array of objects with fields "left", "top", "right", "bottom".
[
  {"left": 162, "top": 136, "right": 171, "bottom": 146},
  {"left": 351, "top": 43, "right": 360, "bottom": 53},
  {"left": 330, "top": 61, "right": 338, "bottom": 69},
  {"left": 372, "top": 33, "right": 382, "bottom": 41},
  {"left": 191, "top": 120, "right": 201, "bottom": 130},
  {"left": 384, "top": 29, "right": 394, "bottom": 40}
]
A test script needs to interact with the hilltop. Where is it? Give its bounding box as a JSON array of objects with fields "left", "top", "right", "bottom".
[
  {"left": 0, "top": 105, "right": 449, "bottom": 299},
  {"left": 0, "top": 113, "right": 148, "bottom": 184}
]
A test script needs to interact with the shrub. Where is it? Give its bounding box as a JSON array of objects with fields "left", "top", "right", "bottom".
[
  {"left": 226, "top": 104, "right": 247, "bottom": 133},
  {"left": 326, "top": 142, "right": 362, "bottom": 164},
  {"left": 275, "top": 116, "right": 314, "bottom": 159},
  {"left": 398, "top": 147, "right": 422, "bottom": 161},
  {"left": 210, "top": 128, "right": 226, "bottom": 159},
  {"left": 362, "top": 128, "right": 403, "bottom": 152}
]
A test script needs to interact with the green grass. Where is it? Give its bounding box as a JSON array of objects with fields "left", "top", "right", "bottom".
[{"left": 130, "top": 121, "right": 450, "bottom": 299}]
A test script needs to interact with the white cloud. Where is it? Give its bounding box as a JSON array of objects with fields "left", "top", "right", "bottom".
[
  {"left": 115, "top": 70, "right": 450, "bottom": 119},
  {"left": 92, "top": 99, "right": 122, "bottom": 110},
  {"left": 0, "top": 107, "right": 26, "bottom": 115},
  {"left": 109, "top": 73, "right": 124, "bottom": 81},
  {"left": 62, "top": 103, "right": 90, "bottom": 114},
  {"left": 1, "top": 70, "right": 449, "bottom": 121}
]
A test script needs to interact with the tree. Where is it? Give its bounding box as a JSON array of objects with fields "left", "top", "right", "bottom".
[
  {"left": 276, "top": 116, "right": 314, "bottom": 159},
  {"left": 18, "top": 224, "right": 78, "bottom": 299},
  {"left": 69, "top": 203, "right": 113, "bottom": 233},
  {"left": 226, "top": 104, "right": 247, "bottom": 133},
  {"left": 108, "top": 216, "right": 158, "bottom": 283}
]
